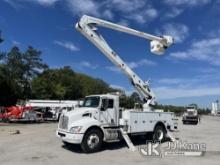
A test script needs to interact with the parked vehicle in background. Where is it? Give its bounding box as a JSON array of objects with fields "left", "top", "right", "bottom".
[
  {"left": 0, "top": 100, "right": 82, "bottom": 122},
  {"left": 25, "top": 100, "right": 82, "bottom": 121},
  {"left": 0, "top": 106, "right": 42, "bottom": 122},
  {"left": 182, "top": 105, "right": 199, "bottom": 125}
]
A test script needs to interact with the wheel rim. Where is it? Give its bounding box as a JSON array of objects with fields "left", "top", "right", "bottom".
[
  {"left": 156, "top": 129, "right": 164, "bottom": 141},
  {"left": 87, "top": 133, "right": 100, "bottom": 149}
]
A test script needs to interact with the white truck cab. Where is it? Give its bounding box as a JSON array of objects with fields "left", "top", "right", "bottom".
[
  {"left": 182, "top": 106, "right": 199, "bottom": 125},
  {"left": 56, "top": 94, "right": 178, "bottom": 153}
]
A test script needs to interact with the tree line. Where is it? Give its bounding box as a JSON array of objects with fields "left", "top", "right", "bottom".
[
  {"left": 0, "top": 46, "right": 118, "bottom": 106},
  {"left": 0, "top": 38, "right": 141, "bottom": 107}
]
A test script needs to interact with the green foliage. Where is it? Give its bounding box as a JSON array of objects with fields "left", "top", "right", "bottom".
[
  {"left": 31, "top": 66, "right": 114, "bottom": 100},
  {"left": 0, "top": 64, "right": 21, "bottom": 106},
  {"left": 153, "top": 104, "right": 185, "bottom": 114},
  {"left": 0, "top": 46, "right": 47, "bottom": 106},
  {"left": 120, "top": 92, "right": 142, "bottom": 109}
]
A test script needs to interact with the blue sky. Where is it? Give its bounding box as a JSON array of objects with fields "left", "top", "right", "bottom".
[{"left": 0, "top": 0, "right": 220, "bottom": 108}]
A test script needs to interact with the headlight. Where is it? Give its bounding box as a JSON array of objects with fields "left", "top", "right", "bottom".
[{"left": 69, "top": 126, "right": 83, "bottom": 133}]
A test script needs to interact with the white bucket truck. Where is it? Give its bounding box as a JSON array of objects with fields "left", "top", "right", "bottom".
[
  {"left": 56, "top": 15, "right": 177, "bottom": 153},
  {"left": 57, "top": 94, "right": 177, "bottom": 153}
]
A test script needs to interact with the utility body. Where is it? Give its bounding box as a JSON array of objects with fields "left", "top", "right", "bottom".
[{"left": 56, "top": 15, "right": 177, "bottom": 153}]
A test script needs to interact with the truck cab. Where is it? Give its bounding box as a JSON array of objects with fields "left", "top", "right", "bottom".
[
  {"left": 182, "top": 106, "right": 199, "bottom": 125},
  {"left": 56, "top": 94, "right": 178, "bottom": 153},
  {"left": 56, "top": 94, "right": 121, "bottom": 151}
]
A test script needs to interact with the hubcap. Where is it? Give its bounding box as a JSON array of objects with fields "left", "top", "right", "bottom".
[
  {"left": 87, "top": 133, "right": 99, "bottom": 149},
  {"left": 156, "top": 129, "right": 164, "bottom": 141}
]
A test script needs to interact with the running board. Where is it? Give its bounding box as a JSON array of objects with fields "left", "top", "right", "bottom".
[{"left": 119, "top": 128, "right": 136, "bottom": 151}]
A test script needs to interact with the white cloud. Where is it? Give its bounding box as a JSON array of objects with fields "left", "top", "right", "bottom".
[
  {"left": 106, "top": 59, "right": 156, "bottom": 73},
  {"left": 111, "top": 0, "right": 146, "bottom": 13},
  {"left": 35, "top": 0, "right": 59, "bottom": 6},
  {"left": 158, "top": 78, "right": 186, "bottom": 85},
  {"left": 117, "top": 19, "right": 129, "bottom": 27},
  {"left": 12, "top": 40, "right": 20, "bottom": 45},
  {"left": 155, "top": 72, "right": 220, "bottom": 99},
  {"left": 103, "top": 10, "right": 114, "bottom": 20},
  {"left": 164, "top": 0, "right": 211, "bottom": 6},
  {"left": 3, "top": 0, "right": 24, "bottom": 9},
  {"left": 154, "top": 86, "right": 220, "bottom": 100},
  {"left": 65, "top": 0, "right": 158, "bottom": 24},
  {"left": 65, "top": 0, "right": 101, "bottom": 17},
  {"left": 127, "top": 59, "right": 157, "bottom": 69},
  {"left": 170, "top": 37, "right": 220, "bottom": 65},
  {"left": 158, "top": 23, "right": 189, "bottom": 43},
  {"left": 125, "top": 6, "right": 158, "bottom": 24},
  {"left": 5, "top": 0, "right": 159, "bottom": 24},
  {"left": 162, "top": 0, "right": 211, "bottom": 19},
  {"left": 164, "top": 8, "right": 183, "bottom": 18},
  {"left": 79, "top": 61, "right": 98, "bottom": 69},
  {"left": 106, "top": 66, "right": 122, "bottom": 73},
  {"left": 4, "top": 0, "right": 59, "bottom": 8},
  {"left": 54, "top": 40, "right": 79, "bottom": 51}
]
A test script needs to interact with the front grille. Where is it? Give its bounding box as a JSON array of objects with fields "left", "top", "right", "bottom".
[
  {"left": 188, "top": 112, "right": 194, "bottom": 115},
  {"left": 59, "top": 115, "right": 69, "bottom": 130}
]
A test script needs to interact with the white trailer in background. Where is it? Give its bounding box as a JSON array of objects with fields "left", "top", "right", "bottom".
[
  {"left": 211, "top": 100, "right": 219, "bottom": 116},
  {"left": 56, "top": 15, "right": 177, "bottom": 153},
  {"left": 26, "top": 100, "right": 82, "bottom": 120}
]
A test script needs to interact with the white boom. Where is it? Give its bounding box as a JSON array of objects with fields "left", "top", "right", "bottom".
[{"left": 76, "top": 15, "right": 174, "bottom": 109}]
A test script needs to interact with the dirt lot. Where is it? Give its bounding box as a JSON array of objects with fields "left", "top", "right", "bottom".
[{"left": 0, "top": 116, "right": 220, "bottom": 165}]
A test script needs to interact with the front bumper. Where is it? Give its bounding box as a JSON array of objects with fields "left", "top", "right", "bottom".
[
  {"left": 182, "top": 117, "right": 198, "bottom": 122},
  {"left": 56, "top": 129, "right": 84, "bottom": 144}
]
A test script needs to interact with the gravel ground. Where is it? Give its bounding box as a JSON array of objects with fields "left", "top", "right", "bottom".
[{"left": 0, "top": 115, "right": 220, "bottom": 165}]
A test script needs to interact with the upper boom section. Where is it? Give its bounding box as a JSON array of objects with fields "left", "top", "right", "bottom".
[
  {"left": 75, "top": 15, "right": 174, "bottom": 107},
  {"left": 77, "top": 15, "right": 174, "bottom": 55}
]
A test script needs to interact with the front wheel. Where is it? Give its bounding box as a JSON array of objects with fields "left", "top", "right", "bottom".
[
  {"left": 153, "top": 125, "right": 166, "bottom": 142},
  {"left": 81, "top": 129, "right": 103, "bottom": 153}
]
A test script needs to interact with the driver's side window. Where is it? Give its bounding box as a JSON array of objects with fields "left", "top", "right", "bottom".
[
  {"left": 101, "top": 99, "right": 108, "bottom": 111},
  {"left": 101, "top": 99, "right": 114, "bottom": 111}
]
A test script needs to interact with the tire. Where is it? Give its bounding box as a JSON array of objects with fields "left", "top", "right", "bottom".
[
  {"left": 153, "top": 125, "right": 166, "bottom": 142},
  {"left": 81, "top": 128, "right": 103, "bottom": 153}
]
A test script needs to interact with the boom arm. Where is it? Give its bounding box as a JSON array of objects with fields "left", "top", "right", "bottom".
[{"left": 75, "top": 15, "right": 174, "bottom": 109}]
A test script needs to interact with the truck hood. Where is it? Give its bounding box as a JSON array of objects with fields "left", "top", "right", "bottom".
[{"left": 63, "top": 107, "right": 98, "bottom": 129}]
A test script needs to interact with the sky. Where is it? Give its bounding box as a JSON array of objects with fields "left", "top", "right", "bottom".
[{"left": 0, "top": 0, "right": 220, "bottom": 108}]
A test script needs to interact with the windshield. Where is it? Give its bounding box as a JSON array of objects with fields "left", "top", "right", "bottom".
[{"left": 82, "top": 96, "right": 100, "bottom": 108}]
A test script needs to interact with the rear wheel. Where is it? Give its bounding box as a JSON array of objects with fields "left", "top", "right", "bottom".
[
  {"left": 153, "top": 125, "right": 166, "bottom": 142},
  {"left": 81, "top": 129, "right": 103, "bottom": 153}
]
